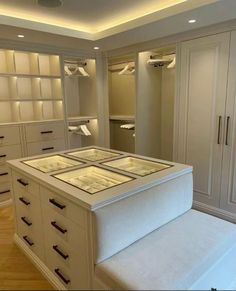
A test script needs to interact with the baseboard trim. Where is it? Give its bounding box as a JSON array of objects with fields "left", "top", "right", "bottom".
[
  {"left": 193, "top": 201, "right": 236, "bottom": 223},
  {"left": 0, "top": 199, "right": 12, "bottom": 209},
  {"left": 14, "top": 234, "right": 66, "bottom": 290}
]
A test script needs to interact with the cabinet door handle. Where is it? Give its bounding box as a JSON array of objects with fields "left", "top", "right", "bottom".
[
  {"left": 217, "top": 116, "right": 222, "bottom": 144},
  {"left": 0, "top": 172, "right": 8, "bottom": 176},
  {"left": 19, "top": 197, "right": 30, "bottom": 206},
  {"left": 51, "top": 221, "right": 67, "bottom": 234},
  {"left": 225, "top": 116, "right": 230, "bottom": 146},
  {"left": 17, "top": 178, "right": 29, "bottom": 187},
  {"left": 0, "top": 136, "right": 4, "bottom": 139},
  {"left": 0, "top": 190, "right": 10, "bottom": 195},
  {"left": 42, "top": 147, "right": 54, "bottom": 151},
  {"left": 53, "top": 245, "right": 69, "bottom": 260},
  {"left": 54, "top": 268, "right": 70, "bottom": 285},
  {"left": 49, "top": 198, "right": 66, "bottom": 210},
  {"left": 0, "top": 154, "right": 6, "bottom": 158},
  {"left": 21, "top": 216, "right": 32, "bottom": 226},
  {"left": 41, "top": 130, "right": 53, "bottom": 134},
  {"left": 23, "top": 235, "right": 34, "bottom": 246}
]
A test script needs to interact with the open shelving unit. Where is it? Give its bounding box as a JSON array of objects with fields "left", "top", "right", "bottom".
[
  {"left": 108, "top": 55, "right": 136, "bottom": 153},
  {"left": 0, "top": 49, "right": 64, "bottom": 123},
  {"left": 64, "top": 57, "right": 99, "bottom": 148}
]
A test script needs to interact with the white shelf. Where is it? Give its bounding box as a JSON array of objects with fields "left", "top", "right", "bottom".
[
  {"left": 0, "top": 73, "right": 60, "bottom": 78},
  {"left": 67, "top": 116, "right": 97, "bottom": 122},
  {"left": 109, "top": 115, "right": 135, "bottom": 121},
  {"left": 0, "top": 99, "right": 63, "bottom": 102}
]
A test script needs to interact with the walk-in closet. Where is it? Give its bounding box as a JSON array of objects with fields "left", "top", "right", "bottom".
[{"left": 108, "top": 55, "right": 136, "bottom": 153}]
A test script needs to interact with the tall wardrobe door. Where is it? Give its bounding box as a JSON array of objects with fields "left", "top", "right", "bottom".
[
  {"left": 177, "top": 33, "right": 230, "bottom": 208},
  {"left": 220, "top": 31, "right": 236, "bottom": 215}
]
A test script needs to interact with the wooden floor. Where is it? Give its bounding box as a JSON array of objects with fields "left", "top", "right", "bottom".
[{"left": 0, "top": 206, "right": 53, "bottom": 290}]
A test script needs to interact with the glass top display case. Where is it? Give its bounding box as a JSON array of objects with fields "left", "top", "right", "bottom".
[
  {"left": 22, "top": 155, "right": 83, "bottom": 173},
  {"left": 53, "top": 166, "right": 133, "bottom": 194},
  {"left": 66, "top": 148, "right": 120, "bottom": 162},
  {"left": 103, "top": 157, "right": 172, "bottom": 176}
]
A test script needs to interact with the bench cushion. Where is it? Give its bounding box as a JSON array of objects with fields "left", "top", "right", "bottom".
[{"left": 95, "top": 210, "right": 236, "bottom": 290}]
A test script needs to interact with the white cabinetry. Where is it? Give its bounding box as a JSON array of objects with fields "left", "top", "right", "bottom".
[{"left": 176, "top": 31, "right": 236, "bottom": 220}]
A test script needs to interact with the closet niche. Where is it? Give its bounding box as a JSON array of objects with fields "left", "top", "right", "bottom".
[
  {"left": 108, "top": 55, "right": 136, "bottom": 153},
  {"left": 136, "top": 47, "right": 176, "bottom": 161},
  {"left": 64, "top": 57, "right": 99, "bottom": 149}
]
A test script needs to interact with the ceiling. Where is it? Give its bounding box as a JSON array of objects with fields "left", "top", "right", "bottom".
[
  {"left": 0, "top": 0, "right": 218, "bottom": 40},
  {"left": 0, "top": 0, "right": 236, "bottom": 52}
]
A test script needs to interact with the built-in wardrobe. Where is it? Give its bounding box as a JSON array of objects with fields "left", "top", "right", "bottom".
[{"left": 175, "top": 31, "right": 236, "bottom": 221}]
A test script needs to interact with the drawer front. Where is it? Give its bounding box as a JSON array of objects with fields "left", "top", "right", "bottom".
[
  {"left": 0, "top": 144, "right": 22, "bottom": 164},
  {"left": 0, "top": 182, "right": 11, "bottom": 203},
  {"left": 27, "top": 139, "right": 65, "bottom": 156},
  {"left": 40, "top": 186, "right": 86, "bottom": 228},
  {"left": 42, "top": 204, "right": 86, "bottom": 251},
  {"left": 25, "top": 122, "right": 65, "bottom": 142},
  {"left": 45, "top": 236, "right": 89, "bottom": 290},
  {"left": 0, "top": 165, "right": 10, "bottom": 183},
  {"left": 13, "top": 171, "right": 39, "bottom": 198},
  {"left": 17, "top": 226, "right": 44, "bottom": 261},
  {"left": 0, "top": 126, "right": 21, "bottom": 146}
]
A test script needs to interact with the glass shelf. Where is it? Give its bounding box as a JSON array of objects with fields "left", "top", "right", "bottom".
[
  {"left": 22, "top": 155, "right": 83, "bottom": 173},
  {"left": 67, "top": 148, "right": 120, "bottom": 162},
  {"left": 103, "top": 157, "right": 172, "bottom": 176},
  {"left": 53, "top": 166, "right": 133, "bottom": 194}
]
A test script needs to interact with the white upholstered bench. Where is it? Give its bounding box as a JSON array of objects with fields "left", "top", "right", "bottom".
[{"left": 94, "top": 210, "right": 236, "bottom": 290}]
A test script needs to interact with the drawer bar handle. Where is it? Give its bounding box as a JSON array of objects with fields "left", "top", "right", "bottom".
[
  {"left": 0, "top": 154, "right": 6, "bottom": 158},
  {"left": 42, "top": 147, "right": 54, "bottom": 151},
  {"left": 53, "top": 245, "right": 69, "bottom": 260},
  {"left": 23, "top": 235, "right": 34, "bottom": 246},
  {"left": 0, "top": 136, "right": 4, "bottom": 139},
  {"left": 21, "top": 216, "right": 32, "bottom": 226},
  {"left": 49, "top": 198, "right": 66, "bottom": 210},
  {"left": 54, "top": 268, "right": 70, "bottom": 285},
  {"left": 19, "top": 197, "right": 30, "bottom": 206},
  {"left": 41, "top": 130, "right": 53, "bottom": 134},
  {"left": 17, "top": 178, "right": 29, "bottom": 187},
  {"left": 51, "top": 221, "right": 67, "bottom": 234},
  {"left": 0, "top": 172, "right": 8, "bottom": 176},
  {"left": 0, "top": 190, "right": 10, "bottom": 195}
]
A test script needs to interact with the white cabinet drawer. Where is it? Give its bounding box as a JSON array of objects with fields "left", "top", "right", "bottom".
[
  {"left": 13, "top": 171, "right": 39, "bottom": 197},
  {"left": 25, "top": 122, "right": 65, "bottom": 142},
  {"left": 42, "top": 204, "right": 86, "bottom": 251},
  {"left": 0, "top": 182, "right": 11, "bottom": 203},
  {"left": 40, "top": 186, "right": 86, "bottom": 228},
  {"left": 27, "top": 139, "right": 65, "bottom": 156},
  {"left": 17, "top": 226, "right": 44, "bottom": 261},
  {"left": 0, "top": 144, "right": 22, "bottom": 164},
  {"left": 0, "top": 126, "right": 21, "bottom": 146},
  {"left": 45, "top": 235, "right": 89, "bottom": 290},
  {"left": 0, "top": 165, "right": 10, "bottom": 183}
]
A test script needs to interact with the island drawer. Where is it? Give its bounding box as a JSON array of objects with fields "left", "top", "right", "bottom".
[
  {"left": 42, "top": 204, "right": 86, "bottom": 251},
  {"left": 13, "top": 171, "right": 39, "bottom": 196},
  {"left": 40, "top": 186, "right": 86, "bottom": 228}
]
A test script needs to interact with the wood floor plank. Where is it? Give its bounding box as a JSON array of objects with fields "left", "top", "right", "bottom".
[{"left": 0, "top": 206, "right": 53, "bottom": 290}]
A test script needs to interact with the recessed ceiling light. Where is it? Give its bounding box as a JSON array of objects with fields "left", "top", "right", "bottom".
[
  {"left": 93, "top": 47, "right": 100, "bottom": 50},
  {"left": 17, "top": 34, "right": 24, "bottom": 38},
  {"left": 188, "top": 19, "right": 196, "bottom": 24},
  {"left": 37, "top": 0, "right": 63, "bottom": 8}
]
